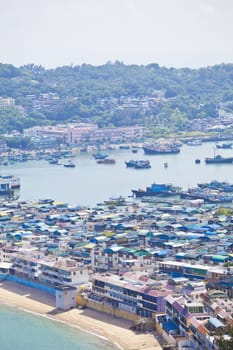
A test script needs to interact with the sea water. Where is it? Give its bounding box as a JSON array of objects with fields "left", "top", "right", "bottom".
[
  {"left": 2, "top": 141, "right": 233, "bottom": 207},
  {"left": 0, "top": 305, "right": 118, "bottom": 350}
]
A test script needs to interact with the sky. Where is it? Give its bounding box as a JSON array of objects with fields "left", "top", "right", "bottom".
[{"left": 1, "top": 0, "right": 233, "bottom": 69}]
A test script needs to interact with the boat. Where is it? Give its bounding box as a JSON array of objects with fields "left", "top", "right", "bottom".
[
  {"left": 48, "top": 158, "right": 60, "bottom": 165},
  {"left": 97, "top": 158, "right": 115, "bottom": 164},
  {"left": 205, "top": 155, "right": 233, "bottom": 164},
  {"left": 125, "top": 160, "right": 151, "bottom": 169},
  {"left": 186, "top": 139, "right": 202, "bottom": 146},
  {"left": 143, "top": 143, "right": 180, "bottom": 155},
  {"left": 125, "top": 160, "right": 137, "bottom": 168},
  {"left": 0, "top": 179, "right": 15, "bottom": 196},
  {"left": 180, "top": 187, "right": 233, "bottom": 203},
  {"left": 104, "top": 196, "right": 126, "bottom": 206},
  {"left": 197, "top": 180, "right": 233, "bottom": 192},
  {"left": 132, "top": 182, "right": 181, "bottom": 197},
  {"left": 92, "top": 153, "right": 108, "bottom": 160},
  {"left": 134, "top": 160, "right": 151, "bottom": 169},
  {"left": 164, "top": 162, "right": 168, "bottom": 168},
  {"left": 0, "top": 175, "right": 20, "bottom": 189},
  {"left": 195, "top": 159, "right": 201, "bottom": 164},
  {"left": 132, "top": 148, "right": 138, "bottom": 153},
  {"left": 64, "top": 161, "right": 76, "bottom": 168},
  {"left": 216, "top": 143, "right": 232, "bottom": 149}
]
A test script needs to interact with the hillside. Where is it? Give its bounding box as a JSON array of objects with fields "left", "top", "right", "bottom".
[{"left": 0, "top": 62, "right": 233, "bottom": 133}]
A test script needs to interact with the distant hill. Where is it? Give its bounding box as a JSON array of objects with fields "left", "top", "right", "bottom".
[{"left": 0, "top": 61, "right": 233, "bottom": 133}]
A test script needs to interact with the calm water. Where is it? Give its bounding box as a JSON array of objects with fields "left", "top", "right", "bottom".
[
  {"left": 1, "top": 141, "right": 233, "bottom": 207},
  {"left": 0, "top": 305, "right": 117, "bottom": 350}
]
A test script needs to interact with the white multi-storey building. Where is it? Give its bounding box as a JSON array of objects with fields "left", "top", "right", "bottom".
[
  {"left": 12, "top": 253, "right": 90, "bottom": 287},
  {"left": 0, "top": 97, "right": 15, "bottom": 108}
]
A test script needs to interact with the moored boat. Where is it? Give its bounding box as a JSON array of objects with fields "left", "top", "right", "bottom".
[
  {"left": 134, "top": 160, "right": 151, "bottom": 169},
  {"left": 125, "top": 160, "right": 151, "bottom": 169},
  {"left": 132, "top": 182, "right": 181, "bottom": 197},
  {"left": 180, "top": 187, "right": 233, "bottom": 203},
  {"left": 0, "top": 179, "right": 15, "bottom": 196},
  {"left": 143, "top": 143, "right": 180, "bottom": 155},
  {"left": 216, "top": 143, "right": 232, "bottom": 149},
  {"left": 92, "top": 153, "right": 108, "bottom": 160},
  {"left": 64, "top": 160, "right": 76, "bottom": 168},
  {"left": 0, "top": 175, "right": 20, "bottom": 189},
  {"left": 197, "top": 180, "right": 233, "bottom": 192},
  {"left": 205, "top": 155, "right": 233, "bottom": 164},
  {"left": 48, "top": 158, "right": 60, "bottom": 165},
  {"left": 186, "top": 139, "right": 202, "bottom": 146}
]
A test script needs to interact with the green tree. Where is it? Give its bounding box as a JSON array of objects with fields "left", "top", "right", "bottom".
[{"left": 216, "top": 325, "right": 233, "bottom": 349}]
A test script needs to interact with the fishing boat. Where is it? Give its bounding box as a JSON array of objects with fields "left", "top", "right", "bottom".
[
  {"left": 125, "top": 160, "right": 137, "bottom": 168},
  {"left": 180, "top": 187, "right": 233, "bottom": 203},
  {"left": 197, "top": 180, "right": 233, "bottom": 192},
  {"left": 205, "top": 155, "right": 233, "bottom": 164},
  {"left": 132, "top": 182, "right": 181, "bottom": 197},
  {"left": 125, "top": 160, "right": 151, "bottom": 169},
  {"left": 92, "top": 153, "right": 108, "bottom": 160},
  {"left": 64, "top": 160, "right": 76, "bottom": 168},
  {"left": 216, "top": 143, "right": 232, "bottom": 149},
  {"left": 143, "top": 143, "right": 180, "bottom": 155},
  {"left": 134, "top": 160, "right": 151, "bottom": 169},
  {"left": 48, "top": 158, "right": 60, "bottom": 165}
]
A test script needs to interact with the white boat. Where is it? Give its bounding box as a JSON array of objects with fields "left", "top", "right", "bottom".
[
  {"left": 186, "top": 139, "right": 202, "bottom": 146},
  {"left": 0, "top": 175, "right": 20, "bottom": 189}
]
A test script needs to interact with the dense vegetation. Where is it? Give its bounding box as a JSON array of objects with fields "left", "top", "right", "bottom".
[{"left": 1, "top": 61, "right": 233, "bottom": 133}]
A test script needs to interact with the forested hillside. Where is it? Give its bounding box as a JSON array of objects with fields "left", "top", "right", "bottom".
[{"left": 1, "top": 61, "right": 233, "bottom": 133}]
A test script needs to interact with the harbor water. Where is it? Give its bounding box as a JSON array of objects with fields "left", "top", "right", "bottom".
[
  {"left": 0, "top": 305, "right": 117, "bottom": 350},
  {"left": 1, "top": 141, "right": 233, "bottom": 207}
]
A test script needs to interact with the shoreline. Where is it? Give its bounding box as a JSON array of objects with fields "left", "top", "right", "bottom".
[{"left": 0, "top": 281, "right": 162, "bottom": 350}]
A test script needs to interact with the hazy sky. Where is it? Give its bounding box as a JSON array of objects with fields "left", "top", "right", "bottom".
[{"left": 1, "top": 0, "right": 233, "bottom": 69}]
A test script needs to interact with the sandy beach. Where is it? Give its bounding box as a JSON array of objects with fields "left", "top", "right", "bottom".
[{"left": 0, "top": 281, "right": 162, "bottom": 350}]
